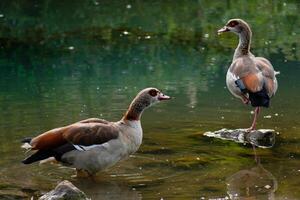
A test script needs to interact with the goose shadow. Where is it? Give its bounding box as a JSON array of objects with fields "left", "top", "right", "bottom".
[{"left": 226, "top": 148, "right": 278, "bottom": 200}]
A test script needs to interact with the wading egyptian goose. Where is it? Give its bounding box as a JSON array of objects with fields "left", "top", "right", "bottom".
[
  {"left": 21, "top": 88, "right": 170, "bottom": 175},
  {"left": 218, "top": 19, "right": 278, "bottom": 131}
]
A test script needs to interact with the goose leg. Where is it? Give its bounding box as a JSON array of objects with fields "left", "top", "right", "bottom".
[
  {"left": 252, "top": 144, "right": 260, "bottom": 164},
  {"left": 241, "top": 95, "right": 250, "bottom": 105},
  {"left": 248, "top": 107, "right": 260, "bottom": 131},
  {"left": 73, "top": 169, "right": 93, "bottom": 178}
]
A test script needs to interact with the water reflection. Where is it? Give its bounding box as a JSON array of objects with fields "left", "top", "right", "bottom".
[
  {"left": 74, "top": 178, "right": 142, "bottom": 200},
  {"left": 226, "top": 150, "right": 277, "bottom": 200},
  {"left": 0, "top": 0, "right": 299, "bottom": 199}
]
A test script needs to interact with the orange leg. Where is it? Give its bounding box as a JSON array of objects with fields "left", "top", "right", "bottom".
[{"left": 247, "top": 107, "right": 260, "bottom": 131}]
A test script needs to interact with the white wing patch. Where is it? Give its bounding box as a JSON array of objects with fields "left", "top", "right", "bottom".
[
  {"left": 73, "top": 144, "right": 106, "bottom": 151},
  {"left": 21, "top": 142, "right": 32, "bottom": 150},
  {"left": 227, "top": 71, "right": 239, "bottom": 81}
]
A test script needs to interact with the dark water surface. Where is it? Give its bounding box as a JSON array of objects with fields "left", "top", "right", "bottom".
[{"left": 0, "top": 0, "right": 299, "bottom": 199}]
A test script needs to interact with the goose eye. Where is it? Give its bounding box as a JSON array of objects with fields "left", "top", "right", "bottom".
[
  {"left": 149, "top": 89, "right": 158, "bottom": 97},
  {"left": 228, "top": 21, "right": 238, "bottom": 27}
]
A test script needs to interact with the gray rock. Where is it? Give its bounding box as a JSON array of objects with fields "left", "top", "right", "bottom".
[
  {"left": 204, "top": 128, "right": 276, "bottom": 148},
  {"left": 39, "top": 180, "right": 89, "bottom": 200}
]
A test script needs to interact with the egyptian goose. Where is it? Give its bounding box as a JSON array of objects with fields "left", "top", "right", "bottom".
[
  {"left": 21, "top": 88, "right": 170, "bottom": 175},
  {"left": 218, "top": 19, "right": 278, "bottom": 131}
]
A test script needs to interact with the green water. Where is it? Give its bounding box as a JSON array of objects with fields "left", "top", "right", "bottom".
[{"left": 0, "top": 0, "right": 300, "bottom": 199}]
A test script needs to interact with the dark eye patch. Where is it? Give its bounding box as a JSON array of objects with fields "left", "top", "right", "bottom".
[
  {"left": 149, "top": 89, "right": 158, "bottom": 97},
  {"left": 228, "top": 20, "right": 238, "bottom": 27}
]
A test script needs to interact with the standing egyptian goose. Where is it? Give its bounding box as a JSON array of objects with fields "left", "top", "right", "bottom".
[
  {"left": 218, "top": 19, "right": 278, "bottom": 131},
  {"left": 21, "top": 88, "right": 170, "bottom": 175}
]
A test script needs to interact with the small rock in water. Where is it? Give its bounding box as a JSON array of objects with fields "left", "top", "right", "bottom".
[
  {"left": 0, "top": 14, "right": 4, "bottom": 18},
  {"left": 39, "top": 180, "right": 89, "bottom": 200},
  {"left": 126, "top": 4, "right": 132, "bottom": 9},
  {"left": 68, "top": 46, "right": 74, "bottom": 50}
]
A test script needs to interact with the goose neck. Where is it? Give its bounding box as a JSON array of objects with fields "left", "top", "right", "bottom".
[
  {"left": 123, "top": 97, "right": 149, "bottom": 121},
  {"left": 234, "top": 27, "right": 252, "bottom": 59}
]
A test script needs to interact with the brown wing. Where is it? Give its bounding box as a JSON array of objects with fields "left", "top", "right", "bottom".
[
  {"left": 30, "top": 121, "right": 119, "bottom": 150},
  {"left": 254, "top": 57, "right": 275, "bottom": 78},
  {"left": 254, "top": 57, "right": 277, "bottom": 96},
  {"left": 62, "top": 123, "right": 119, "bottom": 146},
  {"left": 230, "top": 56, "right": 264, "bottom": 93},
  {"left": 30, "top": 127, "right": 67, "bottom": 150}
]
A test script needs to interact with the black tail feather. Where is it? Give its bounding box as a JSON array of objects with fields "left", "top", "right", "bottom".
[
  {"left": 22, "top": 150, "right": 54, "bottom": 164},
  {"left": 21, "top": 137, "right": 32, "bottom": 143},
  {"left": 249, "top": 87, "right": 270, "bottom": 108},
  {"left": 22, "top": 143, "right": 76, "bottom": 164}
]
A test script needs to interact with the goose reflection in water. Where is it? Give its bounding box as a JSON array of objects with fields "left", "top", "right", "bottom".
[
  {"left": 226, "top": 149, "right": 277, "bottom": 200},
  {"left": 73, "top": 176, "right": 142, "bottom": 200}
]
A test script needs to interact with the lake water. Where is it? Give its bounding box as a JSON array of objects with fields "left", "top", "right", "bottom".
[{"left": 0, "top": 1, "right": 299, "bottom": 199}]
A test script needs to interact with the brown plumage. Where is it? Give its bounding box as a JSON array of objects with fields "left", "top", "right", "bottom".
[
  {"left": 29, "top": 119, "right": 118, "bottom": 151},
  {"left": 218, "top": 19, "right": 278, "bottom": 130}
]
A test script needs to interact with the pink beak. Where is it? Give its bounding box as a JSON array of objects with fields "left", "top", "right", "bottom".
[
  {"left": 158, "top": 93, "right": 171, "bottom": 101},
  {"left": 217, "top": 26, "right": 229, "bottom": 35}
]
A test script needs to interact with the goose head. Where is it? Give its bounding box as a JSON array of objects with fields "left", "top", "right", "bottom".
[
  {"left": 135, "top": 87, "right": 171, "bottom": 107},
  {"left": 218, "top": 19, "right": 250, "bottom": 35},
  {"left": 124, "top": 87, "right": 170, "bottom": 121}
]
